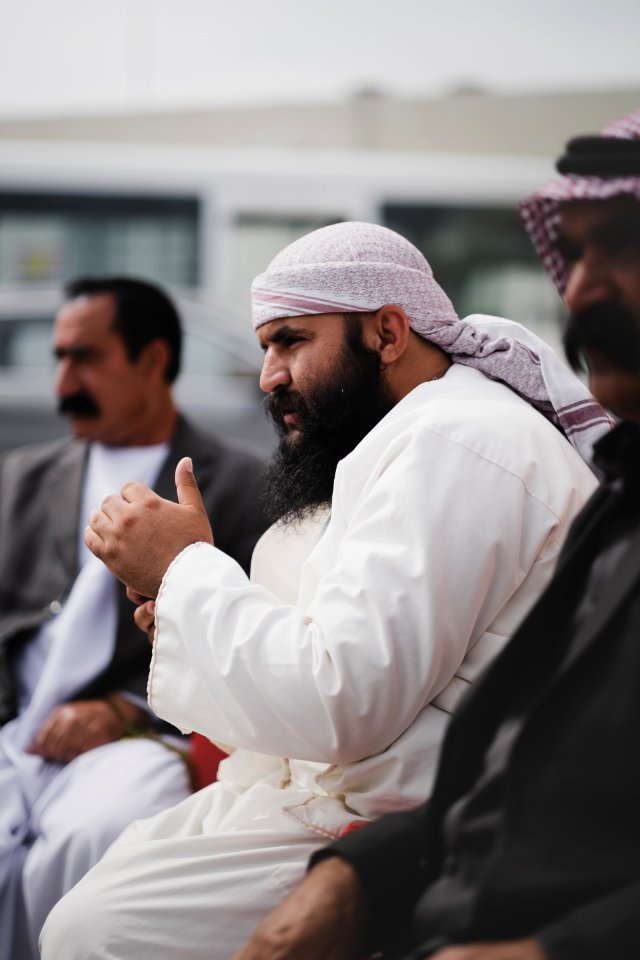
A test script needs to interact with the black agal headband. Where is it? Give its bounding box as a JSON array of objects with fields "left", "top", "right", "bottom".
[{"left": 557, "top": 136, "right": 640, "bottom": 177}]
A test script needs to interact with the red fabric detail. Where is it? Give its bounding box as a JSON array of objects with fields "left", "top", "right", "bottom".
[
  {"left": 190, "top": 733, "right": 227, "bottom": 791},
  {"left": 339, "top": 819, "right": 369, "bottom": 837}
]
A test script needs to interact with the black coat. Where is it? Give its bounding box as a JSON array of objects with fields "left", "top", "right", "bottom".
[
  {"left": 334, "top": 470, "right": 640, "bottom": 959},
  {"left": 0, "top": 416, "right": 268, "bottom": 725}
]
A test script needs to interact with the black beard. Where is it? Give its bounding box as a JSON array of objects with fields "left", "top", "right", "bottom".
[
  {"left": 57, "top": 392, "right": 100, "bottom": 418},
  {"left": 261, "top": 318, "right": 394, "bottom": 526},
  {"left": 563, "top": 301, "right": 640, "bottom": 375}
]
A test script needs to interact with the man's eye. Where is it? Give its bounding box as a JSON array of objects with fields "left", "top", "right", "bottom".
[{"left": 555, "top": 239, "right": 581, "bottom": 264}]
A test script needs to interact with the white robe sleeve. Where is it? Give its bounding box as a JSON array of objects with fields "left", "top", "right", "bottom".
[{"left": 148, "top": 424, "right": 564, "bottom": 763}]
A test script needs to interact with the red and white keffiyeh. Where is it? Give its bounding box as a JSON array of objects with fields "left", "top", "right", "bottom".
[
  {"left": 251, "top": 221, "right": 611, "bottom": 464},
  {"left": 519, "top": 108, "right": 640, "bottom": 294}
]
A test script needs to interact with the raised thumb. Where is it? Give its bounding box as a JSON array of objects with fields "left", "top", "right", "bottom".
[{"left": 175, "top": 457, "right": 205, "bottom": 512}]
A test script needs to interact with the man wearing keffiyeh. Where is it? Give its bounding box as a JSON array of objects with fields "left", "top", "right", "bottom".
[
  {"left": 43, "top": 212, "right": 602, "bottom": 957},
  {"left": 196, "top": 109, "right": 640, "bottom": 960}
]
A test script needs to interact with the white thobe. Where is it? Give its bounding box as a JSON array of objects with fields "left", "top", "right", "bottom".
[{"left": 42, "top": 366, "right": 598, "bottom": 960}]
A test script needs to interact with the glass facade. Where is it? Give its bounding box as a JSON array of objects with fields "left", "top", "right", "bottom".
[{"left": 0, "top": 192, "right": 200, "bottom": 288}]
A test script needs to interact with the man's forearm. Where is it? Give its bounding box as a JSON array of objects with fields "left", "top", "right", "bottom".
[
  {"left": 311, "top": 803, "right": 430, "bottom": 951},
  {"left": 232, "top": 856, "right": 367, "bottom": 960}
]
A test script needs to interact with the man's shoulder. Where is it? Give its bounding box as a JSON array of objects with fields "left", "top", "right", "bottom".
[
  {"left": 368, "top": 368, "right": 546, "bottom": 444},
  {"left": 346, "top": 366, "right": 594, "bottom": 500},
  {"left": 398, "top": 367, "right": 574, "bottom": 449},
  {"left": 0, "top": 434, "right": 82, "bottom": 479}
]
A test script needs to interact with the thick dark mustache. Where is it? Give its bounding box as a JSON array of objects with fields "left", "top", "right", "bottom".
[
  {"left": 58, "top": 392, "right": 100, "bottom": 418},
  {"left": 563, "top": 301, "right": 640, "bottom": 375},
  {"left": 264, "top": 390, "right": 307, "bottom": 437}
]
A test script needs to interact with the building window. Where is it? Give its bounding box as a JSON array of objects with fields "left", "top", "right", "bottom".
[{"left": 0, "top": 192, "right": 200, "bottom": 288}]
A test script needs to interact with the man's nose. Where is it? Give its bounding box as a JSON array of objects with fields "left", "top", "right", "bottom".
[
  {"left": 55, "top": 358, "right": 80, "bottom": 397},
  {"left": 259, "top": 350, "right": 291, "bottom": 394},
  {"left": 564, "top": 250, "right": 616, "bottom": 316}
]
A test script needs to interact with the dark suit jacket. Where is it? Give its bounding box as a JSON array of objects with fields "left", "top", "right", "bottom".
[
  {"left": 333, "top": 471, "right": 640, "bottom": 958},
  {"left": 0, "top": 416, "right": 268, "bottom": 725}
]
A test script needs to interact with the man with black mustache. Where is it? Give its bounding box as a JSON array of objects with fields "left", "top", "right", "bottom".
[
  {"left": 42, "top": 222, "right": 603, "bottom": 960},
  {"left": 0, "top": 276, "right": 266, "bottom": 960},
  {"left": 220, "top": 110, "right": 640, "bottom": 960}
]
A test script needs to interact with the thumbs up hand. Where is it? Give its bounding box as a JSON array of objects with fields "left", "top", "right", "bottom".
[
  {"left": 85, "top": 457, "right": 214, "bottom": 598},
  {"left": 175, "top": 455, "right": 208, "bottom": 512}
]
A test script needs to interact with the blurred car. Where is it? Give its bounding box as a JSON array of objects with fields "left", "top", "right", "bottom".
[{"left": 0, "top": 287, "right": 275, "bottom": 457}]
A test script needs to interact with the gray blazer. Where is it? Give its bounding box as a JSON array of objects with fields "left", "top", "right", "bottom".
[{"left": 0, "top": 416, "right": 268, "bottom": 724}]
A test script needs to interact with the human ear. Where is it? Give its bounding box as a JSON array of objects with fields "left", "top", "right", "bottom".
[
  {"left": 372, "top": 306, "right": 410, "bottom": 363},
  {"left": 140, "top": 339, "right": 171, "bottom": 380}
]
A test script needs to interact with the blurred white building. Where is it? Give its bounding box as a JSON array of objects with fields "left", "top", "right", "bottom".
[
  {"left": 0, "top": 86, "right": 637, "bottom": 447},
  {"left": 1, "top": 86, "right": 638, "bottom": 326}
]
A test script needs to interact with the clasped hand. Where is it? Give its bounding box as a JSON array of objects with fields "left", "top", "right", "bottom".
[
  {"left": 28, "top": 695, "right": 147, "bottom": 763},
  {"left": 84, "top": 456, "right": 213, "bottom": 598}
]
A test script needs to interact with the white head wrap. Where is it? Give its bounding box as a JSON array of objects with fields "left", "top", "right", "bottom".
[{"left": 251, "top": 221, "right": 612, "bottom": 463}]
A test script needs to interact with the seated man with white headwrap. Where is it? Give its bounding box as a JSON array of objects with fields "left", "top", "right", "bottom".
[{"left": 42, "top": 222, "right": 606, "bottom": 960}]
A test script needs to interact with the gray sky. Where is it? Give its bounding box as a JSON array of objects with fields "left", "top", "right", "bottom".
[{"left": 1, "top": 0, "right": 639, "bottom": 117}]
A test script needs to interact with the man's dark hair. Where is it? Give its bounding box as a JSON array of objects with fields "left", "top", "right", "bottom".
[{"left": 63, "top": 276, "right": 182, "bottom": 383}]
